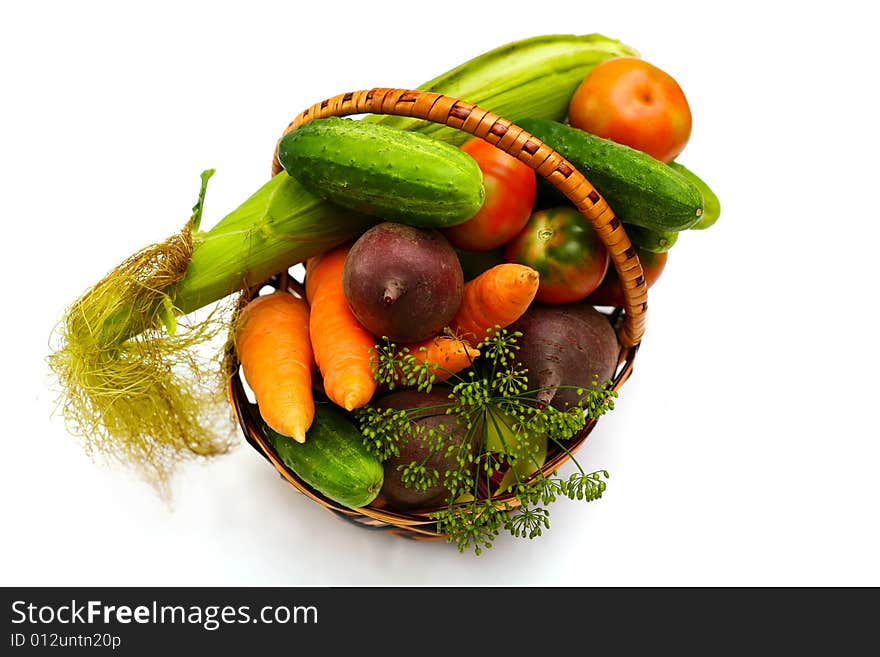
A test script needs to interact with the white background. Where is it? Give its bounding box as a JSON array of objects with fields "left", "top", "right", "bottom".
[{"left": 2, "top": 1, "right": 878, "bottom": 586}]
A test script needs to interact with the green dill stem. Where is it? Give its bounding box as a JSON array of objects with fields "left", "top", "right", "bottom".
[
  {"left": 507, "top": 384, "right": 604, "bottom": 398},
  {"left": 466, "top": 418, "right": 483, "bottom": 497},
  {"left": 442, "top": 363, "right": 480, "bottom": 387},
  {"left": 546, "top": 435, "right": 587, "bottom": 476},
  {"left": 397, "top": 403, "right": 455, "bottom": 420},
  {"left": 470, "top": 451, "right": 481, "bottom": 502},
  {"left": 409, "top": 431, "right": 448, "bottom": 482},
  {"left": 454, "top": 416, "right": 483, "bottom": 506},
  {"left": 484, "top": 457, "right": 494, "bottom": 503}
]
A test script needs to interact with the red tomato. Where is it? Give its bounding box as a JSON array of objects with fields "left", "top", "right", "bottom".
[
  {"left": 568, "top": 57, "right": 692, "bottom": 163},
  {"left": 587, "top": 248, "right": 668, "bottom": 307},
  {"left": 441, "top": 138, "right": 536, "bottom": 251},
  {"left": 504, "top": 207, "right": 609, "bottom": 304}
]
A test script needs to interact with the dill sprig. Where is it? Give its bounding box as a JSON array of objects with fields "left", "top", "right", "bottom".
[{"left": 355, "top": 327, "right": 617, "bottom": 555}]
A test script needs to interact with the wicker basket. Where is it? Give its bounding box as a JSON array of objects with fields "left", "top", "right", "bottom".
[{"left": 228, "top": 88, "right": 647, "bottom": 541}]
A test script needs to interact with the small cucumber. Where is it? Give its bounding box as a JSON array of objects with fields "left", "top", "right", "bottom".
[
  {"left": 265, "top": 403, "right": 383, "bottom": 509},
  {"left": 278, "top": 117, "right": 485, "bottom": 228},
  {"left": 669, "top": 161, "right": 721, "bottom": 230},
  {"left": 624, "top": 224, "right": 678, "bottom": 253},
  {"left": 519, "top": 118, "right": 704, "bottom": 232}
]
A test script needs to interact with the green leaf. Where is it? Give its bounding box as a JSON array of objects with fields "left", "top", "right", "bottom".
[
  {"left": 157, "top": 294, "right": 177, "bottom": 335},
  {"left": 190, "top": 168, "right": 215, "bottom": 232}
]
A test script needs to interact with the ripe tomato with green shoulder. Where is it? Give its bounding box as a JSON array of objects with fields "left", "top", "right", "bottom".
[
  {"left": 504, "top": 206, "right": 609, "bottom": 304},
  {"left": 568, "top": 57, "right": 692, "bottom": 163},
  {"left": 441, "top": 138, "right": 536, "bottom": 251},
  {"left": 587, "top": 247, "right": 668, "bottom": 307}
]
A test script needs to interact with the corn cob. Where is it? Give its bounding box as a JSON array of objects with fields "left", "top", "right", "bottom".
[{"left": 367, "top": 33, "right": 638, "bottom": 144}]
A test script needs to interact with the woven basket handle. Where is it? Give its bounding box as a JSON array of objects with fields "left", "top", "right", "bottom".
[{"left": 272, "top": 88, "right": 646, "bottom": 347}]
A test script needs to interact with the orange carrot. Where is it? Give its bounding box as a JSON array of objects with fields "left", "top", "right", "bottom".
[
  {"left": 305, "top": 245, "right": 378, "bottom": 411},
  {"left": 235, "top": 292, "right": 314, "bottom": 442},
  {"left": 451, "top": 263, "right": 540, "bottom": 345},
  {"left": 396, "top": 264, "right": 537, "bottom": 384},
  {"left": 409, "top": 334, "right": 480, "bottom": 383}
]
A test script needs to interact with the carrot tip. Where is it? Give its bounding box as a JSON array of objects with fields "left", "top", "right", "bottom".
[{"left": 343, "top": 393, "right": 359, "bottom": 412}]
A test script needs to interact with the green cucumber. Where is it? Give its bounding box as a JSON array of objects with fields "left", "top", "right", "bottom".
[
  {"left": 278, "top": 117, "right": 485, "bottom": 228},
  {"left": 669, "top": 161, "right": 721, "bottom": 230},
  {"left": 518, "top": 118, "right": 704, "bottom": 232},
  {"left": 624, "top": 224, "right": 678, "bottom": 253},
  {"left": 265, "top": 403, "right": 383, "bottom": 509}
]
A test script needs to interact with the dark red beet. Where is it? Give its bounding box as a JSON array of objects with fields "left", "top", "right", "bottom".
[
  {"left": 376, "top": 389, "right": 475, "bottom": 510},
  {"left": 343, "top": 222, "right": 464, "bottom": 343},
  {"left": 511, "top": 302, "right": 619, "bottom": 410}
]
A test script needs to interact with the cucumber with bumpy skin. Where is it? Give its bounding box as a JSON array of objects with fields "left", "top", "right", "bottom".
[
  {"left": 278, "top": 117, "right": 485, "bottom": 228},
  {"left": 625, "top": 224, "right": 678, "bottom": 253},
  {"left": 266, "top": 403, "right": 383, "bottom": 509},
  {"left": 519, "top": 118, "right": 704, "bottom": 232},
  {"left": 669, "top": 161, "right": 721, "bottom": 230}
]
